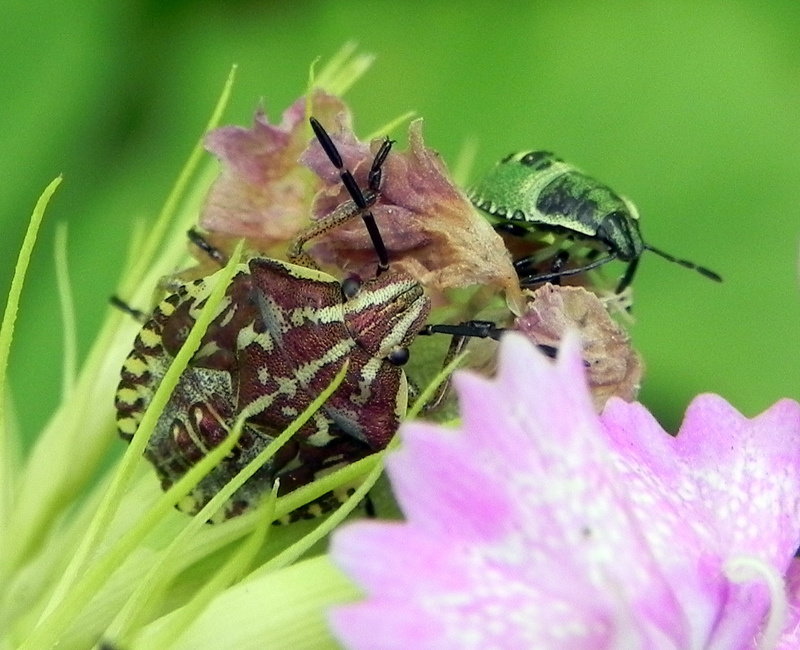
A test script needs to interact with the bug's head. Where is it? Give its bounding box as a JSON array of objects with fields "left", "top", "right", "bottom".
[
  {"left": 596, "top": 210, "right": 644, "bottom": 262},
  {"left": 341, "top": 270, "right": 431, "bottom": 364}
]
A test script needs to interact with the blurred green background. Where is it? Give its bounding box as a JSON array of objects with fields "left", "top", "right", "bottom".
[{"left": 1, "top": 0, "right": 798, "bottom": 444}]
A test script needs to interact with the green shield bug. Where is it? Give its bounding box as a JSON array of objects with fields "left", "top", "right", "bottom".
[{"left": 468, "top": 151, "right": 722, "bottom": 292}]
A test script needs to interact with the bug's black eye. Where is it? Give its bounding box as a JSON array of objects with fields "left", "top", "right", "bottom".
[
  {"left": 341, "top": 276, "right": 361, "bottom": 300},
  {"left": 387, "top": 347, "right": 410, "bottom": 366},
  {"left": 519, "top": 151, "right": 556, "bottom": 171}
]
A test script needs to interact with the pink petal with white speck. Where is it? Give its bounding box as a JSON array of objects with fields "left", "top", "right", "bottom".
[
  {"left": 384, "top": 422, "right": 515, "bottom": 541},
  {"left": 329, "top": 333, "right": 800, "bottom": 649}
]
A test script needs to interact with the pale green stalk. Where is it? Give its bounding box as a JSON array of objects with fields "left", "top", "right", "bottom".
[
  {"left": 3, "top": 68, "right": 236, "bottom": 576},
  {"left": 254, "top": 453, "right": 384, "bottom": 576},
  {"left": 312, "top": 42, "right": 374, "bottom": 97},
  {"left": 407, "top": 350, "right": 468, "bottom": 420},
  {"left": 21, "top": 241, "right": 245, "bottom": 650},
  {"left": 133, "top": 489, "right": 278, "bottom": 650},
  {"left": 366, "top": 111, "right": 417, "bottom": 141},
  {"left": 451, "top": 136, "right": 479, "bottom": 188},
  {"left": 105, "top": 361, "right": 350, "bottom": 644},
  {"left": 137, "top": 554, "right": 356, "bottom": 650},
  {"left": 54, "top": 223, "right": 78, "bottom": 400},
  {"left": 0, "top": 176, "right": 62, "bottom": 571}
]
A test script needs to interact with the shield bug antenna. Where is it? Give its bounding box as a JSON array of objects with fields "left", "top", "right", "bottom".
[
  {"left": 310, "top": 115, "right": 391, "bottom": 273},
  {"left": 287, "top": 117, "right": 393, "bottom": 274},
  {"left": 468, "top": 151, "right": 722, "bottom": 292}
]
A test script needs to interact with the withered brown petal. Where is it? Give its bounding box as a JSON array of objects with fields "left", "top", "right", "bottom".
[
  {"left": 514, "top": 285, "right": 644, "bottom": 411},
  {"left": 200, "top": 91, "right": 353, "bottom": 257}
]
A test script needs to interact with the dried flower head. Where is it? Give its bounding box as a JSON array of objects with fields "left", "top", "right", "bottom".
[
  {"left": 515, "top": 283, "right": 643, "bottom": 409},
  {"left": 200, "top": 89, "right": 349, "bottom": 260},
  {"left": 302, "top": 118, "right": 522, "bottom": 307}
]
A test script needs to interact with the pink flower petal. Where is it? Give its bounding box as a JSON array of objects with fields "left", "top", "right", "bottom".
[
  {"left": 384, "top": 421, "right": 515, "bottom": 540},
  {"left": 329, "top": 333, "right": 800, "bottom": 649}
]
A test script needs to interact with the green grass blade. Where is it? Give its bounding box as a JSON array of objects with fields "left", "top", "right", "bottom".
[
  {"left": 0, "top": 176, "right": 62, "bottom": 574},
  {"left": 105, "top": 360, "right": 349, "bottom": 643},
  {"left": 21, "top": 242, "right": 244, "bottom": 650}
]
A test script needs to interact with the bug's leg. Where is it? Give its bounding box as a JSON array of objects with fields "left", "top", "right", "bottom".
[
  {"left": 547, "top": 250, "right": 569, "bottom": 286},
  {"left": 420, "top": 320, "right": 506, "bottom": 342},
  {"left": 510, "top": 242, "right": 565, "bottom": 280},
  {"left": 417, "top": 320, "right": 498, "bottom": 409},
  {"left": 424, "top": 322, "right": 589, "bottom": 411},
  {"left": 420, "top": 321, "right": 560, "bottom": 357},
  {"left": 290, "top": 117, "right": 393, "bottom": 273},
  {"left": 114, "top": 230, "right": 227, "bottom": 320},
  {"left": 287, "top": 201, "right": 363, "bottom": 270},
  {"left": 418, "top": 321, "right": 560, "bottom": 409},
  {"left": 518, "top": 252, "right": 618, "bottom": 287},
  {"left": 513, "top": 256, "right": 535, "bottom": 278},
  {"left": 514, "top": 249, "right": 569, "bottom": 284},
  {"left": 615, "top": 257, "right": 640, "bottom": 293},
  {"left": 116, "top": 230, "right": 231, "bottom": 319},
  {"left": 585, "top": 248, "right": 601, "bottom": 260},
  {"left": 109, "top": 295, "right": 148, "bottom": 323},
  {"left": 363, "top": 493, "right": 377, "bottom": 518},
  {"left": 420, "top": 319, "right": 591, "bottom": 408},
  {"left": 187, "top": 227, "right": 228, "bottom": 266}
]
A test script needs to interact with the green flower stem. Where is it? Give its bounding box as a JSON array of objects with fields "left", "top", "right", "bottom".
[
  {"left": 408, "top": 349, "right": 468, "bottom": 420},
  {"left": 4, "top": 66, "right": 238, "bottom": 578},
  {"left": 309, "top": 42, "right": 373, "bottom": 98},
  {"left": 365, "top": 111, "right": 416, "bottom": 141},
  {"left": 54, "top": 223, "right": 78, "bottom": 400},
  {"left": 22, "top": 419, "right": 242, "bottom": 650},
  {"left": 7, "top": 293, "right": 133, "bottom": 572},
  {"left": 257, "top": 453, "right": 384, "bottom": 576},
  {"left": 132, "top": 491, "right": 278, "bottom": 649},
  {"left": 138, "top": 553, "right": 357, "bottom": 649}
]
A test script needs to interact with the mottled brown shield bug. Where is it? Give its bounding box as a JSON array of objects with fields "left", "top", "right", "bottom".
[
  {"left": 116, "top": 250, "right": 429, "bottom": 520},
  {"left": 116, "top": 117, "right": 513, "bottom": 522}
]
